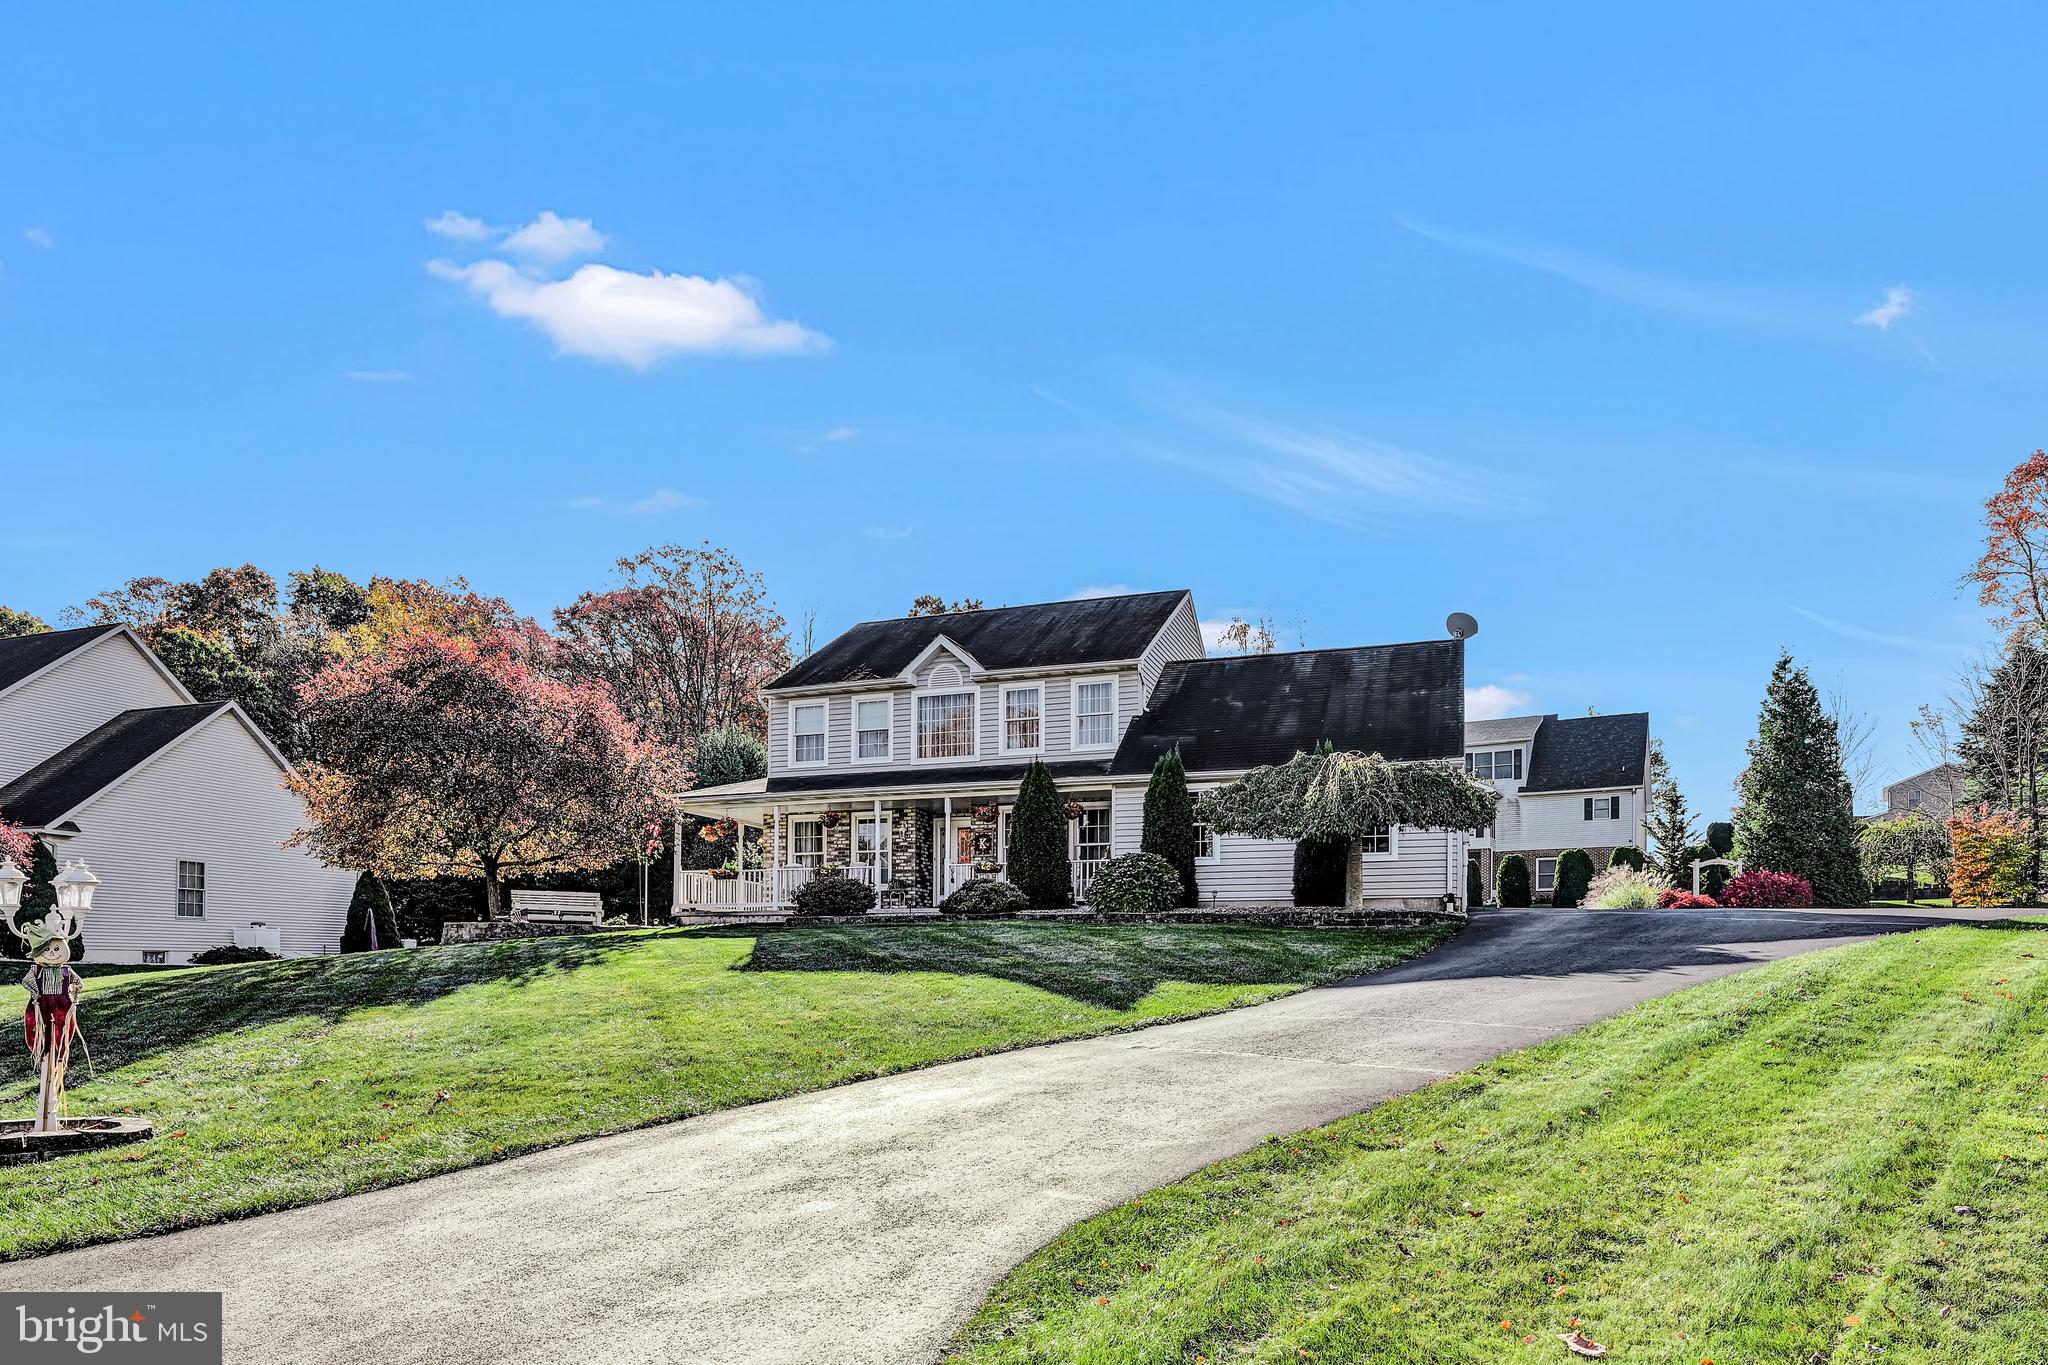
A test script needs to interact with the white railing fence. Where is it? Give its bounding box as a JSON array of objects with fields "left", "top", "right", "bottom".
[{"left": 1071, "top": 859, "right": 1107, "bottom": 906}]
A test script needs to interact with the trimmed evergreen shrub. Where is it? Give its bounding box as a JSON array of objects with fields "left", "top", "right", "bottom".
[
  {"left": 1607, "top": 845, "right": 1646, "bottom": 872},
  {"left": 1496, "top": 854, "right": 1531, "bottom": 907},
  {"left": 1293, "top": 837, "right": 1351, "bottom": 907},
  {"left": 1706, "top": 821, "right": 1735, "bottom": 856},
  {"left": 1141, "top": 748, "right": 1199, "bottom": 906},
  {"left": 940, "top": 878, "right": 1029, "bottom": 917},
  {"left": 1466, "top": 855, "right": 1485, "bottom": 908},
  {"left": 1008, "top": 759, "right": 1073, "bottom": 909},
  {"left": 1085, "top": 853, "right": 1185, "bottom": 915},
  {"left": 792, "top": 872, "right": 875, "bottom": 915},
  {"left": 1552, "top": 849, "right": 1595, "bottom": 908},
  {"left": 190, "top": 944, "right": 279, "bottom": 965},
  {"left": 340, "top": 872, "right": 403, "bottom": 952}
]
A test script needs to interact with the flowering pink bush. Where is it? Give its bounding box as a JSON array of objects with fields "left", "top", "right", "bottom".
[
  {"left": 1719, "top": 869, "right": 1813, "bottom": 909},
  {"left": 0, "top": 817, "right": 30, "bottom": 867},
  {"left": 1656, "top": 888, "right": 1719, "bottom": 909}
]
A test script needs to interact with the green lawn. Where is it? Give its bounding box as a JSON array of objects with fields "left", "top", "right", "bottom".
[
  {"left": 0, "top": 920, "right": 1449, "bottom": 1260},
  {"left": 947, "top": 918, "right": 2048, "bottom": 1365}
]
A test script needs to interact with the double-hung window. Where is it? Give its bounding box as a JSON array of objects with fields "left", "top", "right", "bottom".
[
  {"left": 1073, "top": 679, "right": 1116, "bottom": 749},
  {"left": 1466, "top": 748, "right": 1522, "bottom": 780},
  {"left": 916, "top": 691, "right": 976, "bottom": 759},
  {"left": 1002, "top": 685, "right": 1041, "bottom": 753},
  {"left": 791, "top": 703, "right": 827, "bottom": 766},
  {"left": 1359, "top": 826, "right": 1394, "bottom": 856},
  {"left": 1536, "top": 857, "right": 1558, "bottom": 895},
  {"left": 854, "top": 817, "right": 891, "bottom": 884},
  {"left": 855, "top": 698, "right": 892, "bottom": 760},
  {"left": 176, "top": 860, "right": 206, "bottom": 917},
  {"left": 1585, "top": 795, "right": 1621, "bottom": 821},
  {"left": 1074, "top": 808, "right": 1111, "bottom": 864},
  {"left": 1191, "top": 820, "right": 1219, "bottom": 862},
  {"left": 789, "top": 819, "right": 824, "bottom": 868}
]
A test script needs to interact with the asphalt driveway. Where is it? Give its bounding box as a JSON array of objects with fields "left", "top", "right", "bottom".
[{"left": 0, "top": 906, "right": 2001, "bottom": 1364}]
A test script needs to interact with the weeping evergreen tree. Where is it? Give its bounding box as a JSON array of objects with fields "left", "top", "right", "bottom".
[
  {"left": 1292, "top": 838, "right": 1351, "bottom": 907},
  {"left": 1608, "top": 845, "right": 1645, "bottom": 871},
  {"left": 1733, "top": 652, "right": 1870, "bottom": 906},
  {"left": 1551, "top": 849, "right": 1594, "bottom": 908},
  {"left": 340, "top": 871, "right": 403, "bottom": 952},
  {"left": 1008, "top": 759, "right": 1072, "bottom": 909},
  {"left": 1141, "top": 747, "right": 1198, "bottom": 906}
]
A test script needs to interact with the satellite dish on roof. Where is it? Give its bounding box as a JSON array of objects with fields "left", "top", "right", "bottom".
[{"left": 1446, "top": 612, "right": 1479, "bottom": 641}]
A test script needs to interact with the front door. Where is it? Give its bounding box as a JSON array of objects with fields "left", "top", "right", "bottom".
[{"left": 940, "top": 817, "right": 976, "bottom": 898}]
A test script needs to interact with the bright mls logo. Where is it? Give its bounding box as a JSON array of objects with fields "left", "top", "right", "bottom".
[{"left": 4, "top": 1294, "right": 221, "bottom": 1363}]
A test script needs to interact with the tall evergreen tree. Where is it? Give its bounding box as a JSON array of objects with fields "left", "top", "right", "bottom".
[
  {"left": 1733, "top": 652, "right": 1871, "bottom": 906},
  {"left": 340, "top": 872, "right": 403, "bottom": 952},
  {"left": 1957, "top": 631, "right": 2048, "bottom": 901},
  {"left": 1141, "top": 747, "right": 1198, "bottom": 906},
  {"left": 1644, "top": 738, "right": 1699, "bottom": 886},
  {"left": 1008, "top": 759, "right": 1072, "bottom": 909},
  {"left": 1466, "top": 855, "right": 1485, "bottom": 907}
]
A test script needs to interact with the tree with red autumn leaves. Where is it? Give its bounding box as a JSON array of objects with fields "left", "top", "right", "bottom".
[
  {"left": 1965, "top": 449, "right": 2048, "bottom": 634},
  {"left": 553, "top": 543, "right": 790, "bottom": 755},
  {"left": 288, "top": 629, "right": 685, "bottom": 918}
]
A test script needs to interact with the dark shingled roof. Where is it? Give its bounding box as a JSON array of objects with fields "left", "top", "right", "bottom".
[
  {"left": 0, "top": 625, "right": 121, "bottom": 693},
  {"left": 1109, "top": 641, "right": 1465, "bottom": 776},
  {"left": 767, "top": 591, "right": 1188, "bottom": 690},
  {"left": 0, "top": 703, "right": 230, "bottom": 827},
  {"left": 1521, "top": 712, "right": 1651, "bottom": 793},
  {"left": 765, "top": 757, "right": 1116, "bottom": 796}
]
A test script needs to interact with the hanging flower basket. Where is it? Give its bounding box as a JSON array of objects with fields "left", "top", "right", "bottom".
[
  {"left": 973, "top": 860, "right": 1001, "bottom": 874},
  {"left": 972, "top": 803, "right": 999, "bottom": 824},
  {"left": 699, "top": 819, "right": 732, "bottom": 844},
  {"left": 1062, "top": 799, "right": 1085, "bottom": 821},
  {"left": 821, "top": 810, "right": 847, "bottom": 828},
  {"left": 708, "top": 867, "right": 739, "bottom": 881}
]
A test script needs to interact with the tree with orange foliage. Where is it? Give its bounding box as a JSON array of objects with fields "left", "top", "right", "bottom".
[
  {"left": 1965, "top": 449, "right": 2048, "bottom": 634},
  {"left": 1947, "top": 803, "right": 2033, "bottom": 908}
]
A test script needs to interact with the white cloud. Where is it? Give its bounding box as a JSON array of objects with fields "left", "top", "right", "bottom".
[
  {"left": 342, "top": 368, "right": 412, "bottom": 383},
  {"left": 824, "top": 425, "right": 858, "bottom": 442},
  {"left": 1070, "top": 584, "right": 1138, "bottom": 600},
  {"left": 21, "top": 227, "right": 54, "bottom": 249},
  {"left": 424, "top": 209, "right": 494, "bottom": 242},
  {"left": 431, "top": 258, "right": 828, "bottom": 368},
  {"left": 1855, "top": 285, "right": 1914, "bottom": 330},
  {"left": 1199, "top": 618, "right": 1239, "bottom": 650},
  {"left": 571, "top": 488, "right": 699, "bottom": 516},
  {"left": 865, "top": 525, "right": 913, "bottom": 541},
  {"left": 1465, "top": 684, "right": 1535, "bottom": 721},
  {"left": 501, "top": 210, "right": 607, "bottom": 265}
]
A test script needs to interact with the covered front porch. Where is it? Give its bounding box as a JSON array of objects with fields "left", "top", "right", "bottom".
[{"left": 672, "top": 779, "right": 1117, "bottom": 913}]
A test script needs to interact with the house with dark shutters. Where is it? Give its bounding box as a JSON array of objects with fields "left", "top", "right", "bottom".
[
  {"left": 1463, "top": 711, "right": 1652, "bottom": 899},
  {"left": 671, "top": 589, "right": 1472, "bottom": 911}
]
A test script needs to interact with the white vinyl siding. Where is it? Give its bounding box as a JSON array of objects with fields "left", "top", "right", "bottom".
[
  {"left": 1138, "top": 594, "right": 1205, "bottom": 695},
  {"left": 0, "top": 634, "right": 189, "bottom": 784}
]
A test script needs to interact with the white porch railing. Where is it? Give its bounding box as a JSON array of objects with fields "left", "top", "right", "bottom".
[
  {"left": 679, "top": 861, "right": 886, "bottom": 912},
  {"left": 1072, "top": 859, "right": 1107, "bottom": 905}
]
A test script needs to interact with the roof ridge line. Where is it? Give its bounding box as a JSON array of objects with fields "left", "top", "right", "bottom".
[{"left": 837, "top": 588, "right": 1188, "bottom": 629}]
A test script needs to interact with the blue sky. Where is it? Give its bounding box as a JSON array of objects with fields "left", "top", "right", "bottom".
[{"left": 6, "top": 4, "right": 2044, "bottom": 822}]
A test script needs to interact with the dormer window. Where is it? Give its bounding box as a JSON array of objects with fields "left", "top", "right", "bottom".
[
  {"left": 791, "top": 703, "right": 827, "bottom": 766},
  {"left": 856, "top": 697, "right": 892, "bottom": 760},
  {"left": 1001, "top": 684, "right": 1041, "bottom": 754},
  {"left": 916, "top": 691, "right": 976, "bottom": 759},
  {"left": 1466, "top": 748, "right": 1522, "bottom": 780}
]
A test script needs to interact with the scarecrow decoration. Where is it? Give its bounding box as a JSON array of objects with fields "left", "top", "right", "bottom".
[{"left": 1, "top": 858, "right": 99, "bottom": 1136}]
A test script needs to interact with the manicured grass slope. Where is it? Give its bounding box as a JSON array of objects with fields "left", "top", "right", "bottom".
[
  {"left": 0, "top": 921, "right": 1448, "bottom": 1260},
  {"left": 948, "top": 920, "right": 2048, "bottom": 1365}
]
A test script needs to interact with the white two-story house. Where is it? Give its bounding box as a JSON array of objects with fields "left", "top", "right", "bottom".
[
  {"left": 1463, "top": 711, "right": 1651, "bottom": 901},
  {"left": 0, "top": 624, "right": 357, "bottom": 962},
  {"left": 672, "top": 590, "right": 1472, "bottom": 911}
]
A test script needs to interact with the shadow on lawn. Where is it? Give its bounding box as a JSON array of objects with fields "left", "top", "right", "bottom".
[
  {"left": 714, "top": 922, "right": 1448, "bottom": 1011},
  {"left": 0, "top": 929, "right": 659, "bottom": 1086}
]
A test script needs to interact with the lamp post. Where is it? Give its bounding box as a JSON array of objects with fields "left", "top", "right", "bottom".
[{"left": 4, "top": 857, "right": 98, "bottom": 1135}]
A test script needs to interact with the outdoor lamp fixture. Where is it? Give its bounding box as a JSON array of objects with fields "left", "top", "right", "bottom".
[
  {"left": 52, "top": 860, "right": 99, "bottom": 915},
  {"left": 0, "top": 858, "right": 23, "bottom": 916}
]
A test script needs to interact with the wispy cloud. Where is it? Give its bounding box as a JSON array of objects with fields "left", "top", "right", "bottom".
[
  {"left": 1788, "top": 605, "right": 1954, "bottom": 655},
  {"left": 501, "top": 211, "right": 607, "bottom": 265},
  {"left": 1856, "top": 285, "right": 1914, "bottom": 330},
  {"left": 571, "top": 488, "right": 699, "bottom": 516},
  {"left": 21, "top": 227, "right": 54, "bottom": 249},
  {"left": 1143, "top": 384, "right": 1524, "bottom": 530},
  {"left": 865, "top": 524, "right": 913, "bottom": 541},
  {"left": 423, "top": 209, "right": 494, "bottom": 242},
  {"left": 342, "top": 368, "right": 412, "bottom": 383},
  {"left": 1070, "top": 584, "right": 1138, "bottom": 600},
  {"left": 1400, "top": 217, "right": 1801, "bottom": 330},
  {"left": 824, "top": 425, "right": 858, "bottom": 443},
  {"left": 1466, "top": 683, "right": 1535, "bottom": 721}
]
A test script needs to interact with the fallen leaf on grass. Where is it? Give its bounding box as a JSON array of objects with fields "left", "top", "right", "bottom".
[{"left": 1558, "top": 1329, "right": 1608, "bottom": 1357}]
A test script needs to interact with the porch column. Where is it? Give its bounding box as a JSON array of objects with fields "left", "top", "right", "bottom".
[
  {"left": 672, "top": 813, "right": 682, "bottom": 912},
  {"left": 771, "top": 803, "right": 782, "bottom": 907},
  {"left": 873, "top": 797, "right": 884, "bottom": 896}
]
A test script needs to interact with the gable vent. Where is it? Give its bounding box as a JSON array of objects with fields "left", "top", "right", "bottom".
[{"left": 930, "top": 662, "right": 964, "bottom": 688}]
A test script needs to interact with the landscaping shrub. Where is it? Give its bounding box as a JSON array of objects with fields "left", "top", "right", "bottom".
[
  {"left": 1720, "top": 869, "right": 1814, "bottom": 909},
  {"left": 190, "top": 944, "right": 279, "bottom": 966},
  {"left": 940, "top": 878, "right": 1029, "bottom": 917},
  {"left": 1551, "top": 849, "right": 1594, "bottom": 908},
  {"left": 1586, "top": 866, "right": 1668, "bottom": 909},
  {"left": 1141, "top": 748, "right": 1199, "bottom": 907},
  {"left": 1607, "top": 845, "right": 1646, "bottom": 872},
  {"left": 1947, "top": 803, "right": 2032, "bottom": 907},
  {"left": 1084, "top": 853, "right": 1185, "bottom": 915},
  {"left": 1706, "top": 821, "right": 1735, "bottom": 856},
  {"left": 1495, "top": 854, "right": 1531, "bottom": 908},
  {"left": 340, "top": 871, "right": 402, "bottom": 952},
  {"left": 1293, "top": 837, "right": 1351, "bottom": 907},
  {"left": 1465, "top": 855, "right": 1484, "bottom": 908},
  {"left": 791, "top": 872, "right": 875, "bottom": 916},
  {"left": 1007, "top": 760, "right": 1073, "bottom": 909},
  {"left": 1656, "top": 888, "right": 1720, "bottom": 909}
]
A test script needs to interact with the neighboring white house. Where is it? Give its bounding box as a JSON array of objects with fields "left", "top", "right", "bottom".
[
  {"left": 0, "top": 625, "right": 356, "bottom": 963},
  {"left": 672, "top": 590, "right": 1470, "bottom": 911},
  {"left": 1464, "top": 711, "right": 1652, "bottom": 901}
]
